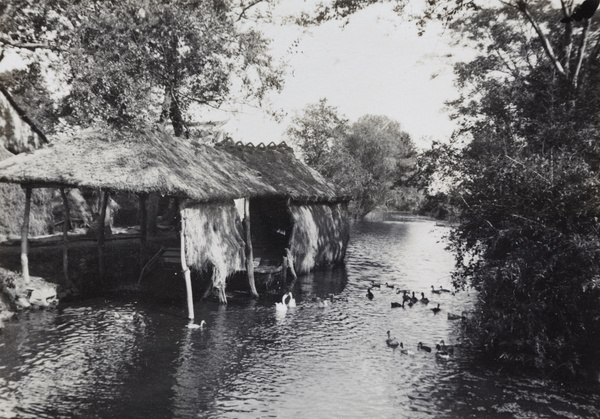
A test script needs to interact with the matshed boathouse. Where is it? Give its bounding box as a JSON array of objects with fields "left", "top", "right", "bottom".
[{"left": 0, "top": 126, "right": 350, "bottom": 319}]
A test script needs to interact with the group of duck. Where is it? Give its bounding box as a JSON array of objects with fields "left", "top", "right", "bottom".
[
  {"left": 275, "top": 291, "right": 348, "bottom": 312},
  {"left": 368, "top": 281, "right": 459, "bottom": 359},
  {"left": 367, "top": 282, "right": 451, "bottom": 314},
  {"left": 385, "top": 331, "right": 456, "bottom": 360}
]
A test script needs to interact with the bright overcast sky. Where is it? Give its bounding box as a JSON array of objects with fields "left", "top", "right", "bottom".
[
  {"left": 0, "top": 1, "right": 474, "bottom": 150},
  {"left": 215, "top": 1, "right": 475, "bottom": 149}
]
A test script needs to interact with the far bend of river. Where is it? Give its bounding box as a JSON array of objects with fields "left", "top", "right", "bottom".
[{"left": 1, "top": 215, "right": 599, "bottom": 418}]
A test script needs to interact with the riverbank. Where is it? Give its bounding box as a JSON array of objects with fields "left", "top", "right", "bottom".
[{"left": 0, "top": 267, "right": 58, "bottom": 329}]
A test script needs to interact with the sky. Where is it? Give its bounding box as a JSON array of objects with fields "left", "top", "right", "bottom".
[
  {"left": 213, "top": 2, "right": 474, "bottom": 149},
  {"left": 0, "top": 1, "right": 474, "bottom": 150}
]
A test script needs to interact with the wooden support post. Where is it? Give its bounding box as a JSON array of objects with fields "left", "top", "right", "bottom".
[
  {"left": 60, "top": 188, "right": 71, "bottom": 285},
  {"left": 284, "top": 199, "right": 298, "bottom": 281},
  {"left": 285, "top": 248, "right": 298, "bottom": 280},
  {"left": 282, "top": 256, "right": 288, "bottom": 282},
  {"left": 97, "top": 190, "right": 110, "bottom": 283},
  {"left": 138, "top": 193, "right": 148, "bottom": 270},
  {"left": 20, "top": 186, "right": 32, "bottom": 282},
  {"left": 243, "top": 198, "right": 259, "bottom": 298},
  {"left": 180, "top": 211, "right": 195, "bottom": 320}
]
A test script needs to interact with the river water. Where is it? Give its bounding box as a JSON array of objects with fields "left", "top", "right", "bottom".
[{"left": 1, "top": 215, "right": 599, "bottom": 418}]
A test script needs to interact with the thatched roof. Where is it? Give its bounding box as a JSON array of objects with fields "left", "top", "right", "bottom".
[
  {"left": 0, "top": 127, "right": 348, "bottom": 203},
  {"left": 216, "top": 139, "right": 347, "bottom": 202}
]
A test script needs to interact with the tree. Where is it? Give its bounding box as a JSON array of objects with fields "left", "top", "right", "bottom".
[
  {"left": 60, "top": 0, "right": 283, "bottom": 136},
  {"left": 287, "top": 103, "right": 416, "bottom": 217},
  {"left": 421, "top": 1, "right": 600, "bottom": 378},
  {"left": 0, "top": 0, "right": 284, "bottom": 137},
  {"left": 344, "top": 115, "right": 416, "bottom": 215},
  {"left": 286, "top": 98, "right": 349, "bottom": 168}
]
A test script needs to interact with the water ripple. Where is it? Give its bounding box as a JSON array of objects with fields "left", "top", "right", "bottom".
[{"left": 1, "top": 218, "right": 599, "bottom": 418}]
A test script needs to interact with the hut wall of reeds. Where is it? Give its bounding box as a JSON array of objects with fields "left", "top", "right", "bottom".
[
  {"left": 181, "top": 201, "right": 246, "bottom": 302},
  {"left": 288, "top": 202, "right": 350, "bottom": 274}
]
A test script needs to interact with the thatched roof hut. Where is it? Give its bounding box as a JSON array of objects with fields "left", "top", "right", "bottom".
[{"left": 0, "top": 126, "right": 350, "bottom": 312}]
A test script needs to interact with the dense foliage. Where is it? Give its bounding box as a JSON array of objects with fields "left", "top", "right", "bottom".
[
  {"left": 0, "top": 0, "right": 283, "bottom": 137},
  {"left": 287, "top": 99, "right": 418, "bottom": 217},
  {"left": 420, "top": 1, "right": 600, "bottom": 378}
]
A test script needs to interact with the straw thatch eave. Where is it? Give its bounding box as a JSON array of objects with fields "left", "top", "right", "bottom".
[
  {"left": 0, "top": 127, "right": 352, "bottom": 204},
  {"left": 0, "top": 127, "right": 280, "bottom": 202},
  {"left": 216, "top": 139, "right": 351, "bottom": 204}
]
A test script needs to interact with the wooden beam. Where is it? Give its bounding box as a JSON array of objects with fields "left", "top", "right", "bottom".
[
  {"left": 20, "top": 186, "right": 32, "bottom": 282},
  {"left": 60, "top": 188, "right": 71, "bottom": 286},
  {"left": 180, "top": 211, "right": 195, "bottom": 320},
  {"left": 243, "top": 198, "right": 259, "bottom": 298}
]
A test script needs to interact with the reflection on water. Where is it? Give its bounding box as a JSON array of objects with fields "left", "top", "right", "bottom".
[{"left": 1, "top": 216, "right": 599, "bottom": 418}]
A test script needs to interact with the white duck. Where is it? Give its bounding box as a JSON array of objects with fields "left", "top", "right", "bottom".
[
  {"left": 317, "top": 297, "right": 329, "bottom": 308},
  {"left": 187, "top": 320, "right": 207, "bottom": 330},
  {"left": 275, "top": 294, "right": 288, "bottom": 312},
  {"left": 287, "top": 292, "right": 297, "bottom": 308}
]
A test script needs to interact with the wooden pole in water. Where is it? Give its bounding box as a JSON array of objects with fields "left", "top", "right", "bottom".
[
  {"left": 138, "top": 193, "right": 148, "bottom": 270},
  {"left": 60, "top": 188, "right": 71, "bottom": 285},
  {"left": 285, "top": 248, "right": 298, "bottom": 280},
  {"left": 98, "top": 190, "right": 110, "bottom": 283},
  {"left": 20, "top": 185, "right": 32, "bottom": 282},
  {"left": 243, "top": 198, "right": 259, "bottom": 298},
  {"left": 285, "top": 199, "right": 298, "bottom": 280},
  {"left": 180, "top": 211, "right": 195, "bottom": 320}
]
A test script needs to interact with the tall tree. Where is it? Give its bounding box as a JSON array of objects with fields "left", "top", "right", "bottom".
[
  {"left": 344, "top": 115, "right": 416, "bottom": 215},
  {"left": 286, "top": 98, "right": 349, "bottom": 168},
  {"left": 61, "top": 0, "right": 284, "bottom": 136},
  {"left": 0, "top": 0, "right": 284, "bottom": 137}
]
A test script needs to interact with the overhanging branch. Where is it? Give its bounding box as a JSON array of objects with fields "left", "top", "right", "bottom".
[
  {"left": 0, "top": 36, "right": 60, "bottom": 52},
  {"left": 236, "top": 0, "right": 266, "bottom": 21},
  {"left": 572, "top": 19, "right": 591, "bottom": 91},
  {"left": 515, "top": 1, "right": 567, "bottom": 78},
  {"left": 0, "top": 85, "right": 49, "bottom": 144}
]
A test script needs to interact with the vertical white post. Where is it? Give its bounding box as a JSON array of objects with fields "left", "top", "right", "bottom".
[
  {"left": 243, "top": 198, "right": 259, "bottom": 297},
  {"left": 180, "top": 211, "right": 194, "bottom": 320},
  {"left": 97, "top": 190, "right": 110, "bottom": 283},
  {"left": 21, "top": 186, "right": 32, "bottom": 282},
  {"left": 60, "top": 188, "right": 71, "bottom": 285}
]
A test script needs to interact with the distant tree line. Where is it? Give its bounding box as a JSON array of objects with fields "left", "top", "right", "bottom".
[{"left": 286, "top": 99, "right": 419, "bottom": 218}]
